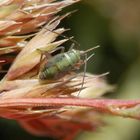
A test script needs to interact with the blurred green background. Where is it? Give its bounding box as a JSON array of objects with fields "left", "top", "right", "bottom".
[{"left": 1, "top": 0, "right": 140, "bottom": 140}]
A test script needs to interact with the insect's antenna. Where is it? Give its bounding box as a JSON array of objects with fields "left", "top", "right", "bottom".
[
  {"left": 44, "top": 27, "right": 80, "bottom": 48},
  {"left": 78, "top": 54, "right": 87, "bottom": 96},
  {"left": 86, "top": 53, "right": 95, "bottom": 62},
  {"left": 82, "top": 45, "right": 100, "bottom": 54}
]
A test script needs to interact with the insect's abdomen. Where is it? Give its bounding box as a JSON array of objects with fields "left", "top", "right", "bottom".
[{"left": 39, "top": 49, "right": 81, "bottom": 81}]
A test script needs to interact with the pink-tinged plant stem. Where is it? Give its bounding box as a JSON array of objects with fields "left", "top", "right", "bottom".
[{"left": 0, "top": 98, "right": 140, "bottom": 119}]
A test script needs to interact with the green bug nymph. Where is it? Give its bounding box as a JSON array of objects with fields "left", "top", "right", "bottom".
[{"left": 38, "top": 46, "right": 99, "bottom": 83}]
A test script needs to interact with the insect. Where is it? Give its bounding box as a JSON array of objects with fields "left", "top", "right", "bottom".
[{"left": 38, "top": 45, "right": 99, "bottom": 83}]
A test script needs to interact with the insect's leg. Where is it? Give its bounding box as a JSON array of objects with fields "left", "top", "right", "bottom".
[
  {"left": 51, "top": 46, "right": 65, "bottom": 53},
  {"left": 37, "top": 49, "right": 52, "bottom": 59},
  {"left": 77, "top": 53, "right": 88, "bottom": 96},
  {"left": 37, "top": 48, "right": 52, "bottom": 68},
  {"left": 78, "top": 53, "right": 95, "bottom": 81},
  {"left": 31, "top": 49, "right": 52, "bottom": 77},
  {"left": 70, "top": 53, "right": 94, "bottom": 92}
]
